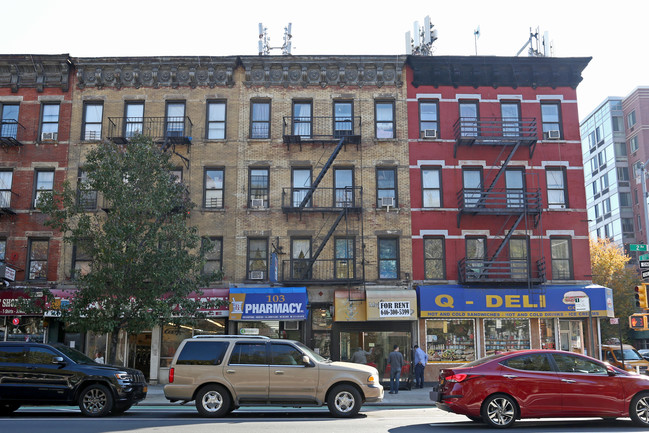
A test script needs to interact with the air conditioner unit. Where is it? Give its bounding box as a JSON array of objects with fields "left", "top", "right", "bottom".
[
  {"left": 547, "top": 130, "right": 560, "bottom": 140},
  {"left": 380, "top": 196, "right": 395, "bottom": 208},
  {"left": 249, "top": 270, "right": 265, "bottom": 280},
  {"left": 284, "top": 321, "right": 299, "bottom": 331},
  {"left": 41, "top": 132, "right": 58, "bottom": 141},
  {"left": 250, "top": 198, "right": 264, "bottom": 209},
  {"left": 422, "top": 129, "right": 437, "bottom": 139}
]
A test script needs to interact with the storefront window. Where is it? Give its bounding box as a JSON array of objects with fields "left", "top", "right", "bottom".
[
  {"left": 484, "top": 318, "right": 531, "bottom": 356},
  {"left": 311, "top": 306, "right": 332, "bottom": 358},
  {"left": 540, "top": 319, "right": 557, "bottom": 349},
  {"left": 425, "top": 319, "right": 476, "bottom": 363},
  {"left": 160, "top": 319, "right": 226, "bottom": 368},
  {"left": 340, "top": 330, "right": 409, "bottom": 383},
  {"left": 86, "top": 332, "right": 108, "bottom": 362},
  {"left": 6, "top": 317, "right": 44, "bottom": 342},
  {"left": 559, "top": 320, "right": 584, "bottom": 353}
]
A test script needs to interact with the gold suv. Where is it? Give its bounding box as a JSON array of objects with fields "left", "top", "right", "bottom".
[{"left": 163, "top": 335, "right": 383, "bottom": 417}]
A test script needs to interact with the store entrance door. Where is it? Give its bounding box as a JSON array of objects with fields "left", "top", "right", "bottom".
[
  {"left": 129, "top": 331, "right": 151, "bottom": 380},
  {"left": 560, "top": 320, "right": 584, "bottom": 354}
]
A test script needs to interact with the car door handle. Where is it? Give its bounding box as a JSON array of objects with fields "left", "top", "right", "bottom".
[
  {"left": 561, "top": 379, "right": 576, "bottom": 383},
  {"left": 274, "top": 370, "right": 285, "bottom": 375},
  {"left": 503, "top": 374, "right": 518, "bottom": 379},
  {"left": 226, "top": 369, "right": 236, "bottom": 374}
]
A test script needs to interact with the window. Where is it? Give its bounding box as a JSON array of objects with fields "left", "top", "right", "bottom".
[
  {"left": 176, "top": 341, "right": 228, "bottom": 365},
  {"left": 40, "top": 103, "right": 59, "bottom": 140},
  {"left": 33, "top": 169, "right": 54, "bottom": 208},
  {"left": 229, "top": 342, "right": 267, "bottom": 365},
  {"left": 466, "top": 236, "right": 486, "bottom": 277},
  {"left": 612, "top": 116, "right": 623, "bottom": 132},
  {"left": 504, "top": 353, "right": 552, "bottom": 372},
  {"left": 630, "top": 136, "right": 639, "bottom": 153},
  {"left": 27, "top": 346, "right": 59, "bottom": 364},
  {"left": 0, "top": 170, "right": 12, "bottom": 208},
  {"left": 292, "top": 101, "right": 312, "bottom": 138},
  {"left": 376, "top": 167, "right": 397, "bottom": 207},
  {"left": 505, "top": 168, "right": 524, "bottom": 207},
  {"left": 0, "top": 104, "right": 19, "bottom": 138},
  {"left": 550, "top": 237, "right": 572, "bottom": 280},
  {"left": 424, "top": 237, "right": 445, "bottom": 280},
  {"left": 250, "top": 100, "right": 270, "bottom": 139},
  {"left": 124, "top": 102, "right": 144, "bottom": 138},
  {"left": 426, "top": 319, "right": 476, "bottom": 363},
  {"left": 335, "top": 237, "right": 355, "bottom": 279},
  {"left": 462, "top": 167, "right": 482, "bottom": 208},
  {"left": 334, "top": 167, "right": 354, "bottom": 207},
  {"left": 551, "top": 353, "right": 606, "bottom": 375},
  {"left": 171, "top": 168, "right": 183, "bottom": 183},
  {"left": 620, "top": 192, "right": 631, "bottom": 207},
  {"left": 546, "top": 167, "right": 567, "bottom": 209},
  {"left": 622, "top": 218, "right": 634, "bottom": 234},
  {"left": 207, "top": 101, "right": 226, "bottom": 140},
  {"left": 628, "top": 110, "right": 636, "bottom": 128},
  {"left": 375, "top": 101, "right": 395, "bottom": 139},
  {"left": 270, "top": 343, "right": 303, "bottom": 365},
  {"left": 165, "top": 102, "right": 185, "bottom": 137},
  {"left": 28, "top": 239, "right": 49, "bottom": 280},
  {"left": 618, "top": 167, "right": 630, "bottom": 182},
  {"left": 248, "top": 168, "right": 269, "bottom": 208},
  {"left": 247, "top": 238, "right": 268, "bottom": 280},
  {"left": 509, "top": 237, "right": 529, "bottom": 279},
  {"left": 540, "top": 102, "right": 561, "bottom": 139},
  {"left": 72, "top": 240, "right": 92, "bottom": 279},
  {"left": 291, "top": 238, "right": 311, "bottom": 280},
  {"left": 614, "top": 141, "right": 627, "bottom": 158},
  {"left": 422, "top": 167, "right": 441, "bottom": 208},
  {"left": 602, "top": 198, "right": 611, "bottom": 215},
  {"left": 77, "top": 169, "right": 97, "bottom": 210},
  {"left": 202, "top": 237, "right": 223, "bottom": 275},
  {"left": 292, "top": 168, "right": 312, "bottom": 207},
  {"left": 501, "top": 101, "right": 520, "bottom": 136},
  {"left": 0, "top": 238, "right": 5, "bottom": 263},
  {"left": 419, "top": 100, "right": 438, "bottom": 136},
  {"left": 333, "top": 101, "right": 353, "bottom": 137},
  {"left": 459, "top": 101, "right": 479, "bottom": 136},
  {"left": 378, "top": 237, "right": 399, "bottom": 279},
  {"left": 600, "top": 174, "right": 609, "bottom": 192},
  {"left": 82, "top": 102, "right": 103, "bottom": 140},
  {"left": 204, "top": 168, "right": 224, "bottom": 208}
]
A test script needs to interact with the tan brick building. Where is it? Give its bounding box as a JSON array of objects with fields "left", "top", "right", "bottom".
[{"left": 65, "top": 55, "right": 414, "bottom": 382}]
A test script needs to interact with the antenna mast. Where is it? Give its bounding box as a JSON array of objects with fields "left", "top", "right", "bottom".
[
  {"left": 258, "top": 23, "right": 293, "bottom": 56},
  {"left": 516, "top": 27, "right": 552, "bottom": 57},
  {"left": 405, "top": 16, "right": 437, "bottom": 56}
]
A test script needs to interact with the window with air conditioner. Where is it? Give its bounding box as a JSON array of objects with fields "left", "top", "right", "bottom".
[
  {"left": 419, "top": 100, "right": 438, "bottom": 138},
  {"left": 546, "top": 167, "right": 567, "bottom": 209},
  {"left": 247, "top": 238, "right": 268, "bottom": 281},
  {"left": 251, "top": 198, "right": 264, "bottom": 208},
  {"left": 380, "top": 196, "right": 395, "bottom": 207},
  {"left": 40, "top": 103, "right": 59, "bottom": 142},
  {"left": 422, "top": 129, "right": 437, "bottom": 139},
  {"left": 249, "top": 168, "right": 269, "bottom": 208},
  {"left": 376, "top": 168, "right": 397, "bottom": 208}
]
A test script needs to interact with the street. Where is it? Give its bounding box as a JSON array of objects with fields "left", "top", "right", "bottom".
[{"left": 3, "top": 406, "right": 647, "bottom": 433}]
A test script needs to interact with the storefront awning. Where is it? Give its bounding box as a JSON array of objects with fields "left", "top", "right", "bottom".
[
  {"left": 366, "top": 290, "right": 417, "bottom": 321},
  {"left": 229, "top": 287, "right": 307, "bottom": 321},
  {"left": 417, "top": 284, "right": 614, "bottom": 319}
]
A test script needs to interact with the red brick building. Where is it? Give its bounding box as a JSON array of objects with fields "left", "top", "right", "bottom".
[
  {"left": 0, "top": 55, "right": 72, "bottom": 342},
  {"left": 405, "top": 56, "right": 610, "bottom": 378}
]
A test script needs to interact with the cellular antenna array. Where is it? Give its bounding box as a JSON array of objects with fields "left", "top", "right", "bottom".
[
  {"left": 258, "top": 23, "right": 293, "bottom": 56},
  {"left": 405, "top": 16, "right": 437, "bottom": 56},
  {"left": 516, "top": 27, "right": 553, "bottom": 57}
]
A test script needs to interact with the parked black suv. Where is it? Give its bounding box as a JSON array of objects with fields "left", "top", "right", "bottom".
[{"left": 0, "top": 342, "right": 147, "bottom": 416}]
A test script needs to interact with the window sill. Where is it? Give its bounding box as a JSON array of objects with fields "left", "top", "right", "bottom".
[{"left": 201, "top": 208, "right": 226, "bottom": 212}]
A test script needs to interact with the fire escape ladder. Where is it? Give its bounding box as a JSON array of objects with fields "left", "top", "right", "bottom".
[
  {"left": 484, "top": 140, "right": 522, "bottom": 195},
  {"left": 298, "top": 137, "right": 346, "bottom": 211},
  {"left": 299, "top": 207, "right": 348, "bottom": 279},
  {"left": 482, "top": 213, "right": 526, "bottom": 275}
]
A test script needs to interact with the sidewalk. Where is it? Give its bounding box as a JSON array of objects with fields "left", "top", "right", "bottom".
[{"left": 141, "top": 384, "right": 436, "bottom": 407}]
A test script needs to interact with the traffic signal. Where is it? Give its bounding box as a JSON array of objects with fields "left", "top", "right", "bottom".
[
  {"left": 635, "top": 284, "right": 649, "bottom": 310},
  {"left": 630, "top": 314, "right": 649, "bottom": 331}
]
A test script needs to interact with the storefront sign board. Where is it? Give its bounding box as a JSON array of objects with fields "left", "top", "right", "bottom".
[
  {"left": 366, "top": 290, "right": 417, "bottom": 320},
  {"left": 229, "top": 287, "right": 307, "bottom": 320},
  {"left": 334, "top": 290, "right": 366, "bottom": 321}
]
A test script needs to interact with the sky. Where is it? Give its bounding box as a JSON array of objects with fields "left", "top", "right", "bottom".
[{"left": 3, "top": 0, "right": 647, "bottom": 119}]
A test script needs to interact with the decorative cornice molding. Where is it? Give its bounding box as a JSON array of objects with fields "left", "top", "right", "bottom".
[{"left": 0, "top": 55, "right": 71, "bottom": 93}]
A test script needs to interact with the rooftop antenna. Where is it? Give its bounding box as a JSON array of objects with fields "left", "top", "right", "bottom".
[
  {"left": 258, "top": 22, "right": 293, "bottom": 56},
  {"left": 405, "top": 15, "right": 437, "bottom": 56},
  {"left": 516, "top": 26, "right": 549, "bottom": 57},
  {"left": 474, "top": 26, "right": 480, "bottom": 55}
]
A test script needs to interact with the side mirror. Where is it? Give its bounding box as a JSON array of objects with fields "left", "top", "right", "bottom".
[
  {"left": 606, "top": 365, "right": 617, "bottom": 376},
  {"left": 302, "top": 355, "right": 313, "bottom": 367},
  {"left": 52, "top": 356, "right": 66, "bottom": 365}
]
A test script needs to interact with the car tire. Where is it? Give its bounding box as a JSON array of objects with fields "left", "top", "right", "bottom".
[
  {"left": 0, "top": 403, "right": 20, "bottom": 416},
  {"left": 327, "top": 384, "right": 361, "bottom": 418},
  {"left": 481, "top": 394, "right": 518, "bottom": 429},
  {"left": 630, "top": 392, "right": 649, "bottom": 427},
  {"left": 78, "top": 384, "right": 114, "bottom": 417},
  {"left": 195, "top": 384, "right": 231, "bottom": 418}
]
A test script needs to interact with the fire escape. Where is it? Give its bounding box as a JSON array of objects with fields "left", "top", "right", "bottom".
[
  {"left": 280, "top": 115, "right": 364, "bottom": 284},
  {"left": 454, "top": 117, "right": 545, "bottom": 286},
  {"left": 0, "top": 120, "right": 25, "bottom": 220}
]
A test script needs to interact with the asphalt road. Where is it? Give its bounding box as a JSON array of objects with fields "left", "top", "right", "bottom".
[{"left": 2, "top": 406, "right": 647, "bottom": 433}]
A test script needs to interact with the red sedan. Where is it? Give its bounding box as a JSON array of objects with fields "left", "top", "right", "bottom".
[{"left": 430, "top": 349, "right": 649, "bottom": 428}]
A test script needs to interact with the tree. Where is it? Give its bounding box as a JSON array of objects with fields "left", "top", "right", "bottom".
[
  {"left": 589, "top": 238, "right": 640, "bottom": 343},
  {"left": 37, "top": 136, "right": 222, "bottom": 364}
]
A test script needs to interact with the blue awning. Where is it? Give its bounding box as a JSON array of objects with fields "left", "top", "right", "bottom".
[
  {"left": 229, "top": 287, "right": 308, "bottom": 321},
  {"left": 417, "top": 284, "right": 614, "bottom": 319}
]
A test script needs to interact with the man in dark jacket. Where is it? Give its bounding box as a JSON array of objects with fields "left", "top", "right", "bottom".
[{"left": 388, "top": 344, "right": 404, "bottom": 394}]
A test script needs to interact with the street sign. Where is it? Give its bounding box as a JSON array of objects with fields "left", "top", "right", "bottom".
[
  {"left": 642, "top": 270, "right": 649, "bottom": 280},
  {"left": 631, "top": 244, "right": 649, "bottom": 252},
  {"left": 641, "top": 261, "right": 649, "bottom": 269},
  {"left": 641, "top": 254, "right": 649, "bottom": 261},
  {"left": 610, "top": 318, "right": 619, "bottom": 325},
  {"left": 574, "top": 297, "right": 590, "bottom": 312}
]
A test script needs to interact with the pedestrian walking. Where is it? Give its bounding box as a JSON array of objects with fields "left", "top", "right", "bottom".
[
  {"left": 388, "top": 344, "right": 404, "bottom": 394},
  {"left": 413, "top": 344, "right": 428, "bottom": 388}
]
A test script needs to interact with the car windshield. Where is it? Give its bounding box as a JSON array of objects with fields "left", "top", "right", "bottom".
[
  {"left": 294, "top": 341, "right": 327, "bottom": 362},
  {"left": 614, "top": 349, "right": 644, "bottom": 361},
  {"left": 53, "top": 344, "right": 97, "bottom": 364}
]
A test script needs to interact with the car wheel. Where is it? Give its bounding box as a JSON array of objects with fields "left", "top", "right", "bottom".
[
  {"left": 327, "top": 384, "right": 361, "bottom": 418},
  {"left": 195, "top": 385, "right": 231, "bottom": 418},
  {"left": 79, "top": 384, "right": 114, "bottom": 417},
  {"left": 0, "top": 403, "right": 20, "bottom": 416},
  {"left": 630, "top": 392, "right": 649, "bottom": 427},
  {"left": 481, "top": 394, "right": 518, "bottom": 429}
]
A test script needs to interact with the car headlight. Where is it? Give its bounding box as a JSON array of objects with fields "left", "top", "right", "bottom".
[
  {"left": 367, "top": 374, "right": 378, "bottom": 384},
  {"left": 114, "top": 372, "right": 134, "bottom": 381}
]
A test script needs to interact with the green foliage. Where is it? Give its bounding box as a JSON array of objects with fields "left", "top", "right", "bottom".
[{"left": 36, "top": 136, "right": 223, "bottom": 340}]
